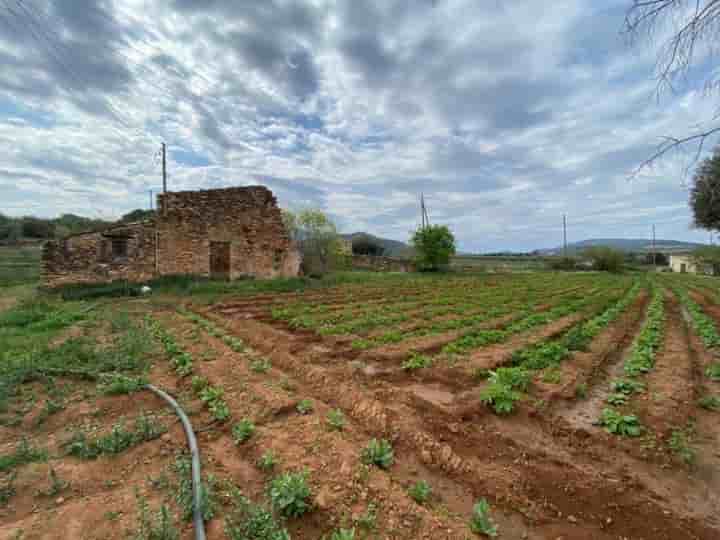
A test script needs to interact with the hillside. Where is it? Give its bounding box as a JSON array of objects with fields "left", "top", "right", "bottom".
[
  {"left": 538, "top": 238, "right": 707, "bottom": 255},
  {"left": 341, "top": 232, "right": 412, "bottom": 257}
]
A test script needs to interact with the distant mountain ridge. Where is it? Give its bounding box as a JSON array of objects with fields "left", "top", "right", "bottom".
[
  {"left": 340, "top": 232, "right": 412, "bottom": 257},
  {"left": 538, "top": 238, "right": 707, "bottom": 255}
]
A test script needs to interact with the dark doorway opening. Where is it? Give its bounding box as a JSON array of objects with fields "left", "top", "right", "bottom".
[{"left": 210, "top": 241, "right": 231, "bottom": 279}]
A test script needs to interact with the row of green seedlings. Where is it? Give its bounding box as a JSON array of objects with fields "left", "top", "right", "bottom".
[
  {"left": 674, "top": 286, "right": 720, "bottom": 411},
  {"left": 227, "top": 427, "right": 499, "bottom": 539},
  {"left": 146, "top": 315, "right": 232, "bottom": 422},
  {"left": 598, "top": 286, "right": 665, "bottom": 438},
  {"left": 271, "top": 274, "right": 551, "bottom": 338},
  {"left": 367, "top": 280, "right": 597, "bottom": 348},
  {"left": 442, "top": 286, "right": 622, "bottom": 358},
  {"left": 65, "top": 411, "right": 167, "bottom": 459},
  {"left": 145, "top": 315, "right": 195, "bottom": 376},
  {"left": 479, "top": 282, "right": 642, "bottom": 415},
  {"left": 181, "top": 310, "right": 277, "bottom": 384}
]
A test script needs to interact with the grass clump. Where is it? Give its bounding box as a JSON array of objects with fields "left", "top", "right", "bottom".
[
  {"left": 361, "top": 439, "right": 394, "bottom": 469},
  {"left": 326, "top": 408, "right": 346, "bottom": 431},
  {"left": 269, "top": 470, "right": 312, "bottom": 518},
  {"left": 469, "top": 498, "right": 498, "bottom": 537},
  {"left": 133, "top": 493, "right": 180, "bottom": 540},
  {"left": 408, "top": 480, "right": 432, "bottom": 505},
  {"left": 232, "top": 419, "right": 256, "bottom": 444},
  {"left": 296, "top": 399, "right": 314, "bottom": 415},
  {"left": 0, "top": 438, "right": 48, "bottom": 472},
  {"left": 598, "top": 408, "right": 643, "bottom": 437}
]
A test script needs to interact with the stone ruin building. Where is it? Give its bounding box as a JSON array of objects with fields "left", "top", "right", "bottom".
[{"left": 41, "top": 186, "right": 300, "bottom": 288}]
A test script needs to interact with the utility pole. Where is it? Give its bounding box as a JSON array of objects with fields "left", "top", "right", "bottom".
[
  {"left": 652, "top": 224, "right": 656, "bottom": 269},
  {"left": 161, "top": 142, "right": 167, "bottom": 194},
  {"left": 562, "top": 214, "right": 567, "bottom": 257},
  {"left": 148, "top": 189, "right": 153, "bottom": 211},
  {"left": 420, "top": 193, "right": 429, "bottom": 229}
]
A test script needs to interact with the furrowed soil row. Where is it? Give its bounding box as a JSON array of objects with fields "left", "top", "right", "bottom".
[
  {"left": 158, "top": 312, "right": 523, "bottom": 538},
  {"left": 193, "top": 307, "right": 720, "bottom": 540}
]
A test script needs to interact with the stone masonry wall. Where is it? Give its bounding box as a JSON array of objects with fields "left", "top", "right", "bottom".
[
  {"left": 156, "top": 186, "right": 299, "bottom": 279},
  {"left": 42, "top": 221, "right": 157, "bottom": 288}
]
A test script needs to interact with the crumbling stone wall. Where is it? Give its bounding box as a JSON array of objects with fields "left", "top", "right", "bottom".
[
  {"left": 42, "top": 221, "right": 156, "bottom": 288},
  {"left": 41, "top": 185, "right": 300, "bottom": 288},
  {"left": 156, "top": 186, "right": 298, "bottom": 279}
]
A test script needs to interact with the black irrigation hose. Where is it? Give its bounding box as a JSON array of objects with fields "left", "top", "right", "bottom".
[{"left": 145, "top": 384, "right": 207, "bottom": 540}]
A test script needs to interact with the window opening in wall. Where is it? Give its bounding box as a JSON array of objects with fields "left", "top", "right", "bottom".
[{"left": 112, "top": 237, "right": 129, "bottom": 259}]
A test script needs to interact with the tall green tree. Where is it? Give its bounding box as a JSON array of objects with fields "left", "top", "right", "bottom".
[
  {"left": 411, "top": 225, "right": 456, "bottom": 271},
  {"left": 690, "top": 148, "right": 720, "bottom": 231}
]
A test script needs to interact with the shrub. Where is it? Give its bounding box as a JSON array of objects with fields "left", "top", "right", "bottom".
[
  {"left": 411, "top": 224, "right": 456, "bottom": 271},
  {"left": 408, "top": 480, "right": 432, "bottom": 505},
  {"left": 232, "top": 419, "right": 256, "bottom": 444},
  {"left": 583, "top": 246, "right": 624, "bottom": 273},
  {"left": 548, "top": 256, "right": 577, "bottom": 271},
  {"left": 599, "top": 408, "right": 643, "bottom": 437},
  {"left": 361, "top": 439, "right": 394, "bottom": 469},
  {"left": 269, "top": 471, "right": 312, "bottom": 518},
  {"left": 469, "top": 498, "right": 498, "bottom": 537},
  {"left": 326, "top": 408, "right": 346, "bottom": 431}
]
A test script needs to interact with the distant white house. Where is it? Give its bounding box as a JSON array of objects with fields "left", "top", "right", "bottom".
[{"left": 668, "top": 253, "right": 715, "bottom": 275}]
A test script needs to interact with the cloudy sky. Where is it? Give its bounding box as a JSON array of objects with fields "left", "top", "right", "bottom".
[{"left": 1, "top": 0, "right": 718, "bottom": 252}]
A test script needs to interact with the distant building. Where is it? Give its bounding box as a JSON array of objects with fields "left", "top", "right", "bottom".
[
  {"left": 668, "top": 253, "right": 715, "bottom": 275},
  {"left": 42, "top": 186, "right": 301, "bottom": 288}
]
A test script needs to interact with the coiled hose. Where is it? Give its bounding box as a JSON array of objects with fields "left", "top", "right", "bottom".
[{"left": 145, "top": 384, "right": 207, "bottom": 540}]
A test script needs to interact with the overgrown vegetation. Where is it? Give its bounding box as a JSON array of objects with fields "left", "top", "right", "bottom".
[
  {"left": 66, "top": 413, "right": 166, "bottom": 459},
  {"left": 0, "top": 438, "right": 47, "bottom": 472}
]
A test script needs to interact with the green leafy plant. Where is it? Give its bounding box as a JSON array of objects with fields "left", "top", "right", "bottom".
[
  {"left": 225, "top": 495, "right": 290, "bottom": 540},
  {"left": 296, "top": 399, "right": 314, "bottom": 415},
  {"left": 326, "top": 408, "right": 346, "bottom": 431},
  {"left": 598, "top": 408, "right": 643, "bottom": 437},
  {"left": 328, "top": 528, "right": 355, "bottom": 540},
  {"left": 624, "top": 289, "right": 664, "bottom": 377},
  {"left": 0, "top": 438, "right": 47, "bottom": 472},
  {"left": 479, "top": 367, "right": 530, "bottom": 415},
  {"left": 469, "top": 498, "right": 498, "bottom": 537},
  {"left": 269, "top": 470, "right": 312, "bottom": 518},
  {"left": 232, "top": 419, "right": 256, "bottom": 444},
  {"left": 191, "top": 376, "right": 209, "bottom": 394},
  {"left": 606, "top": 393, "right": 628, "bottom": 406},
  {"left": 250, "top": 359, "right": 272, "bottom": 374},
  {"left": 174, "top": 455, "right": 217, "bottom": 522},
  {"left": 541, "top": 366, "right": 562, "bottom": 384},
  {"left": 200, "top": 385, "right": 230, "bottom": 422},
  {"left": 706, "top": 363, "right": 720, "bottom": 380},
  {"left": 408, "top": 480, "right": 432, "bottom": 505},
  {"left": 361, "top": 439, "right": 394, "bottom": 469},
  {"left": 401, "top": 352, "right": 433, "bottom": 371},
  {"left": 575, "top": 383, "right": 588, "bottom": 399},
  {"left": 98, "top": 373, "right": 147, "bottom": 395},
  {"left": 610, "top": 379, "right": 645, "bottom": 395},
  {"left": 258, "top": 451, "right": 278, "bottom": 472},
  {"left": 668, "top": 427, "right": 696, "bottom": 465},
  {"left": 354, "top": 502, "right": 378, "bottom": 531},
  {"left": 699, "top": 395, "right": 720, "bottom": 410}
]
